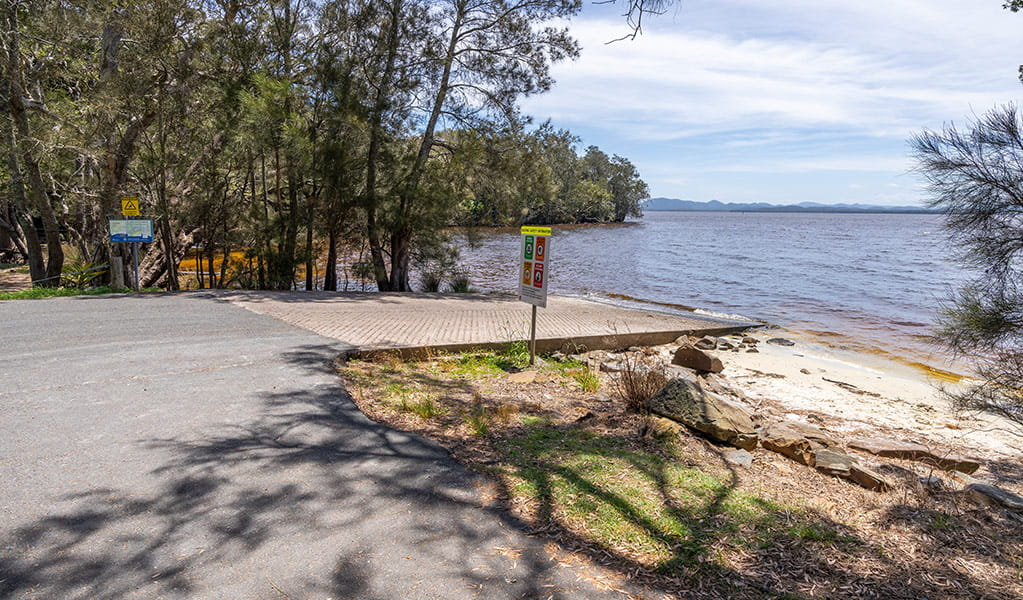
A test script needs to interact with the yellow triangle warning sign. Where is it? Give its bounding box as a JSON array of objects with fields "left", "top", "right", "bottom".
[{"left": 121, "top": 196, "right": 140, "bottom": 216}]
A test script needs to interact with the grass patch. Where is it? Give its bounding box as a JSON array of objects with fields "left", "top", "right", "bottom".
[
  {"left": 501, "top": 426, "right": 801, "bottom": 572},
  {"left": 455, "top": 341, "right": 530, "bottom": 376},
  {"left": 1, "top": 263, "right": 30, "bottom": 273},
  {"left": 464, "top": 402, "right": 491, "bottom": 436},
  {"left": 0, "top": 286, "right": 131, "bottom": 301}
]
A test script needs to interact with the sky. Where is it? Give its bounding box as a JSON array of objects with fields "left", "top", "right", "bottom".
[{"left": 518, "top": 0, "right": 1023, "bottom": 206}]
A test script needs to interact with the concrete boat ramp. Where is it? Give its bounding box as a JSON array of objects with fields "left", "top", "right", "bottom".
[{"left": 221, "top": 290, "right": 755, "bottom": 357}]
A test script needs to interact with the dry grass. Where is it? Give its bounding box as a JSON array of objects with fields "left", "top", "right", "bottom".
[{"left": 339, "top": 350, "right": 1023, "bottom": 600}]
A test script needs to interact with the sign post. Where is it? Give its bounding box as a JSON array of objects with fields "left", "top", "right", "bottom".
[
  {"left": 109, "top": 216, "right": 153, "bottom": 290},
  {"left": 518, "top": 226, "right": 552, "bottom": 366}
]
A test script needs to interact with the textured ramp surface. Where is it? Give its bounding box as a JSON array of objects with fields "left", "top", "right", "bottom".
[{"left": 224, "top": 290, "right": 746, "bottom": 351}]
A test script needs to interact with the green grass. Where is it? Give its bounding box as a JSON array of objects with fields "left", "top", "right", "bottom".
[
  {"left": 454, "top": 341, "right": 531, "bottom": 376},
  {"left": 1, "top": 263, "right": 30, "bottom": 274},
  {"left": 405, "top": 395, "right": 444, "bottom": 419},
  {"left": 500, "top": 426, "right": 849, "bottom": 575},
  {"left": 464, "top": 404, "right": 491, "bottom": 435},
  {"left": 0, "top": 286, "right": 132, "bottom": 301}
]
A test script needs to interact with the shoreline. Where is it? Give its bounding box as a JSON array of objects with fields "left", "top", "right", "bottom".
[{"left": 712, "top": 329, "right": 1022, "bottom": 475}]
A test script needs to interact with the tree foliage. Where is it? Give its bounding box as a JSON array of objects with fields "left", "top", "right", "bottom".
[
  {"left": 912, "top": 104, "right": 1023, "bottom": 426},
  {"left": 0, "top": 0, "right": 649, "bottom": 292}
]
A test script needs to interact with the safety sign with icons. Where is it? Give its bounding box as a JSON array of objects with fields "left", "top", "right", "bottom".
[{"left": 518, "top": 226, "right": 551, "bottom": 308}]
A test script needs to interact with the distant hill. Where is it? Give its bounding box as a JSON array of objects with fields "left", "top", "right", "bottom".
[{"left": 643, "top": 197, "right": 938, "bottom": 214}]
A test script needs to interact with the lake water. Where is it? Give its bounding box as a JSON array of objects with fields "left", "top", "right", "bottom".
[{"left": 455, "top": 211, "right": 969, "bottom": 370}]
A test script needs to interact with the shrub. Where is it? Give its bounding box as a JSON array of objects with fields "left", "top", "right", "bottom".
[{"left": 611, "top": 353, "right": 668, "bottom": 412}]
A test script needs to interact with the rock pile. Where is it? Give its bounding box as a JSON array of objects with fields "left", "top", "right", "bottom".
[{"left": 589, "top": 334, "right": 1018, "bottom": 514}]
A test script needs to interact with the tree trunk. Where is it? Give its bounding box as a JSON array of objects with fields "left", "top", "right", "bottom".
[
  {"left": 4, "top": 5, "right": 62, "bottom": 285},
  {"left": 363, "top": 0, "right": 404, "bottom": 291},
  {"left": 324, "top": 227, "right": 337, "bottom": 291}
]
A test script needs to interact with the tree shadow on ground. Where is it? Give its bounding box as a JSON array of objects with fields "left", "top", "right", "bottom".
[
  {"left": 490, "top": 421, "right": 1023, "bottom": 599},
  {"left": 0, "top": 345, "right": 627, "bottom": 599},
  {"left": 3, "top": 344, "right": 1021, "bottom": 599}
]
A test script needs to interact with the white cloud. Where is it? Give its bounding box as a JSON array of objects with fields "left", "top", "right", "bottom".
[{"left": 521, "top": 1, "right": 1023, "bottom": 203}]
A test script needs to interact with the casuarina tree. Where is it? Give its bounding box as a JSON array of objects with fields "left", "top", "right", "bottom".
[{"left": 912, "top": 104, "right": 1023, "bottom": 427}]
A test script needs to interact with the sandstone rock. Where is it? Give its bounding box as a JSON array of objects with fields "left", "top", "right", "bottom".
[
  {"left": 965, "top": 483, "right": 1023, "bottom": 513},
  {"left": 717, "top": 341, "right": 735, "bottom": 351},
  {"left": 814, "top": 449, "right": 856, "bottom": 477},
  {"left": 693, "top": 336, "right": 718, "bottom": 350},
  {"left": 672, "top": 346, "right": 723, "bottom": 373},
  {"left": 742, "top": 336, "right": 758, "bottom": 345},
  {"left": 723, "top": 449, "right": 753, "bottom": 467},
  {"left": 767, "top": 337, "right": 795, "bottom": 347},
  {"left": 599, "top": 360, "right": 626, "bottom": 373},
  {"left": 848, "top": 438, "right": 980, "bottom": 474},
  {"left": 746, "top": 348, "right": 759, "bottom": 353},
  {"left": 647, "top": 378, "right": 757, "bottom": 449},
  {"left": 647, "top": 416, "right": 683, "bottom": 439},
  {"left": 847, "top": 464, "right": 892, "bottom": 491},
  {"left": 507, "top": 370, "right": 538, "bottom": 384},
  {"left": 799, "top": 368, "right": 812, "bottom": 375},
  {"left": 759, "top": 421, "right": 838, "bottom": 466}
]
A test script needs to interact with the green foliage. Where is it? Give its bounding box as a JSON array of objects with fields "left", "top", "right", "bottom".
[
  {"left": 0, "top": 286, "right": 129, "bottom": 301},
  {"left": 913, "top": 104, "right": 1023, "bottom": 426},
  {"left": 464, "top": 403, "right": 491, "bottom": 436},
  {"left": 455, "top": 342, "right": 531, "bottom": 375},
  {"left": 447, "top": 271, "right": 472, "bottom": 293},
  {"left": 501, "top": 426, "right": 827, "bottom": 573}
]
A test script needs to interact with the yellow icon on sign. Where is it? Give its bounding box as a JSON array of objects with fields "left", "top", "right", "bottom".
[{"left": 121, "top": 196, "right": 140, "bottom": 217}]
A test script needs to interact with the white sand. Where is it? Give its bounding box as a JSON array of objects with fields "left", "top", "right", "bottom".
[{"left": 705, "top": 330, "right": 1023, "bottom": 463}]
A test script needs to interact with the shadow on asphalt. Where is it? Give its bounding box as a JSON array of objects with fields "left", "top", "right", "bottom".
[
  {"left": 0, "top": 345, "right": 588, "bottom": 600},
  {"left": 3, "top": 343, "right": 1019, "bottom": 599}
]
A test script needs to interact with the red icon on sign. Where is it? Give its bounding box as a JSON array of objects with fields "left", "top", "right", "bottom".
[
  {"left": 533, "top": 263, "right": 544, "bottom": 288},
  {"left": 535, "top": 236, "right": 546, "bottom": 262}
]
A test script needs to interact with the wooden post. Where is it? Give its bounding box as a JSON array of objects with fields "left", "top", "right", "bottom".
[
  {"left": 529, "top": 304, "right": 537, "bottom": 366},
  {"left": 110, "top": 255, "right": 125, "bottom": 289}
]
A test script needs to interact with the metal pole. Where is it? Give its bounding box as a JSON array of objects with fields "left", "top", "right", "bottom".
[
  {"left": 132, "top": 242, "right": 139, "bottom": 291},
  {"left": 529, "top": 304, "right": 537, "bottom": 366}
]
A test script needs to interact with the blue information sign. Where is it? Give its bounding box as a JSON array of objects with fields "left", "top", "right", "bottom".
[{"left": 109, "top": 219, "right": 154, "bottom": 243}]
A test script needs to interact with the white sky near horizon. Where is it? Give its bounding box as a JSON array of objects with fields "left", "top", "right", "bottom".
[{"left": 518, "top": 0, "right": 1023, "bottom": 206}]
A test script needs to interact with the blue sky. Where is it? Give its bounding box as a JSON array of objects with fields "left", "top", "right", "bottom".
[{"left": 519, "top": 1, "right": 1023, "bottom": 206}]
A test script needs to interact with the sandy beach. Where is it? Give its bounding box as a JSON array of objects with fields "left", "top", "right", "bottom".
[{"left": 703, "top": 328, "right": 1023, "bottom": 487}]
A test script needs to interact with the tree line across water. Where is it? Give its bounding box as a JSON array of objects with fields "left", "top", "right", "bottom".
[{"left": 0, "top": 0, "right": 648, "bottom": 292}]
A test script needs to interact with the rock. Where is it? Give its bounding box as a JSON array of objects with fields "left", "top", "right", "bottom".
[
  {"left": 742, "top": 336, "right": 758, "bottom": 345},
  {"left": 767, "top": 337, "right": 795, "bottom": 347},
  {"left": 746, "top": 348, "right": 759, "bottom": 353},
  {"left": 723, "top": 449, "right": 753, "bottom": 467},
  {"left": 717, "top": 341, "right": 735, "bottom": 351},
  {"left": 965, "top": 483, "right": 1023, "bottom": 513},
  {"left": 647, "top": 378, "right": 757, "bottom": 450},
  {"left": 646, "top": 416, "right": 683, "bottom": 439},
  {"left": 699, "top": 374, "right": 748, "bottom": 402},
  {"left": 848, "top": 438, "right": 981, "bottom": 474},
  {"left": 759, "top": 421, "right": 838, "bottom": 466},
  {"left": 799, "top": 368, "right": 812, "bottom": 375},
  {"left": 507, "top": 370, "right": 537, "bottom": 384},
  {"left": 814, "top": 449, "right": 856, "bottom": 476},
  {"left": 628, "top": 346, "right": 643, "bottom": 353},
  {"left": 550, "top": 351, "right": 566, "bottom": 362},
  {"left": 599, "top": 360, "right": 626, "bottom": 373},
  {"left": 847, "top": 464, "right": 892, "bottom": 491},
  {"left": 672, "top": 346, "right": 723, "bottom": 373},
  {"left": 920, "top": 475, "right": 947, "bottom": 491},
  {"left": 693, "top": 336, "right": 718, "bottom": 350}
]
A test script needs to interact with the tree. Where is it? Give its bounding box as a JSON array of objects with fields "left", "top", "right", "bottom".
[{"left": 912, "top": 104, "right": 1023, "bottom": 427}]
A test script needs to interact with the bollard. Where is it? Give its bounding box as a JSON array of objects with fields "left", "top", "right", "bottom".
[{"left": 110, "top": 255, "right": 125, "bottom": 290}]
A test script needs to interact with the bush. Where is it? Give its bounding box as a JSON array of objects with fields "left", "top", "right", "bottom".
[{"left": 610, "top": 353, "right": 668, "bottom": 413}]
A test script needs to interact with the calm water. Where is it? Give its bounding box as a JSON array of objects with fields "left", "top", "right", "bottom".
[{"left": 455, "top": 211, "right": 968, "bottom": 366}]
